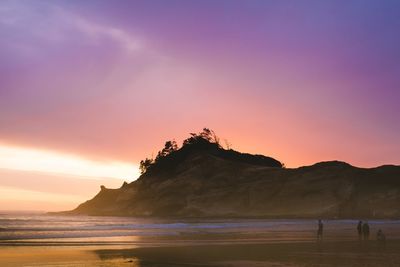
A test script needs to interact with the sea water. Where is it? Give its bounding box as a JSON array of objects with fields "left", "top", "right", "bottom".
[{"left": 0, "top": 212, "right": 399, "bottom": 246}]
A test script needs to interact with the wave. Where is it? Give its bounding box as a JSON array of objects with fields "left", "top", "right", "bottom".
[{"left": 0, "top": 213, "right": 399, "bottom": 242}]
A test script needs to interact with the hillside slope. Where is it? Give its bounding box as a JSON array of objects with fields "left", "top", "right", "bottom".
[{"left": 64, "top": 141, "right": 400, "bottom": 219}]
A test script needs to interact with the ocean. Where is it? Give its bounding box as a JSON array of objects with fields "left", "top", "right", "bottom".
[
  {"left": 2, "top": 213, "right": 400, "bottom": 266},
  {"left": 1, "top": 212, "right": 399, "bottom": 246}
]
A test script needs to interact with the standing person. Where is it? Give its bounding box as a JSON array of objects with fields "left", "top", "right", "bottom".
[
  {"left": 377, "top": 229, "right": 386, "bottom": 248},
  {"left": 357, "top": 221, "right": 363, "bottom": 240},
  {"left": 362, "top": 221, "right": 370, "bottom": 241},
  {"left": 317, "top": 219, "right": 323, "bottom": 241}
]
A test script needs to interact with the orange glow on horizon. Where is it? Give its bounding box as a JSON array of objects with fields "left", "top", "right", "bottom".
[{"left": 0, "top": 144, "right": 140, "bottom": 181}]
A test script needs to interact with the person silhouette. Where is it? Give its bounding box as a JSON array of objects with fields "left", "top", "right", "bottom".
[
  {"left": 357, "top": 221, "right": 363, "bottom": 240},
  {"left": 377, "top": 229, "right": 386, "bottom": 248},
  {"left": 317, "top": 219, "right": 323, "bottom": 241},
  {"left": 362, "top": 221, "right": 370, "bottom": 241}
]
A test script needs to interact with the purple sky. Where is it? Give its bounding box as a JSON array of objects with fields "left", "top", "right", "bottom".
[{"left": 0, "top": 0, "right": 399, "bottom": 209}]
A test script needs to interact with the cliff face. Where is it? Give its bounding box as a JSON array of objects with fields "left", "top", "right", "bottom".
[{"left": 65, "top": 142, "right": 400, "bottom": 218}]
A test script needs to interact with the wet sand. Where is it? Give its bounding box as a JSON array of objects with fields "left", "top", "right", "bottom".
[
  {"left": 1, "top": 239, "right": 400, "bottom": 267},
  {"left": 95, "top": 240, "right": 400, "bottom": 267}
]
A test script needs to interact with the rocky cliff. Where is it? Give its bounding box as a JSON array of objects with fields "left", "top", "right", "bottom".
[{"left": 64, "top": 140, "right": 400, "bottom": 218}]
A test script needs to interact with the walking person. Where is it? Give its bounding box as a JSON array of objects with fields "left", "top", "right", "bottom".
[
  {"left": 317, "top": 219, "right": 323, "bottom": 241},
  {"left": 362, "top": 221, "right": 370, "bottom": 241}
]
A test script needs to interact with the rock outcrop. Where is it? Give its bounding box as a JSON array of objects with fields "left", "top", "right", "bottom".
[{"left": 63, "top": 140, "right": 400, "bottom": 218}]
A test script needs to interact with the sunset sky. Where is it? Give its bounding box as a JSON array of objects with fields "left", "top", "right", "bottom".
[{"left": 1, "top": 0, "right": 399, "bottom": 211}]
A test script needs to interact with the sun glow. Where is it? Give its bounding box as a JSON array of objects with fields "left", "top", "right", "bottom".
[{"left": 0, "top": 144, "right": 139, "bottom": 181}]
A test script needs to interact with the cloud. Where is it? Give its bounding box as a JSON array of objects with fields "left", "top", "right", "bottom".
[
  {"left": 67, "top": 13, "right": 142, "bottom": 53},
  {"left": 0, "top": 144, "right": 139, "bottom": 180},
  {"left": 0, "top": 1, "right": 143, "bottom": 55},
  {"left": 0, "top": 1, "right": 202, "bottom": 167}
]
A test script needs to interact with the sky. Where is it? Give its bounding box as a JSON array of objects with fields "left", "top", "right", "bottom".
[{"left": 0, "top": 0, "right": 399, "bottom": 211}]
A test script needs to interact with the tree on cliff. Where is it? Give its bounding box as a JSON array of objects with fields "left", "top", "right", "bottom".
[
  {"left": 183, "top": 128, "right": 221, "bottom": 147},
  {"left": 139, "top": 128, "right": 221, "bottom": 174},
  {"left": 156, "top": 140, "right": 178, "bottom": 160},
  {"left": 139, "top": 157, "right": 154, "bottom": 174}
]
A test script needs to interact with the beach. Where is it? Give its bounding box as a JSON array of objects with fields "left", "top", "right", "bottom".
[{"left": 1, "top": 213, "right": 399, "bottom": 266}]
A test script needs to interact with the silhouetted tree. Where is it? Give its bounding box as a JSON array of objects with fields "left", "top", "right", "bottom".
[
  {"left": 201, "top": 128, "right": 220, "bottom": 145},
  {"left": 183, "top": 128, "right": 221, "bottom": 147},
  {"left": 155, "top": 140, "right": 179, "bottom": 161},
  {"left": 182, "top": 133, "right": 199, "bottom": 146},
  {"left": 165, "top": 140, "right": 178, "bottom": 153},
  {"left": 139, "top": 157, "right": 154, "bottom": 174}
]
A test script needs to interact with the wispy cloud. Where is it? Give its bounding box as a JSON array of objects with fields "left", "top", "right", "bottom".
[
  {"left": 0, "top": 1, "right": 143, "bottom": 54},
  {"left": 67, "top": 13, "right": 142, "bottom": 53},
  {"left": 0, "top": 144, "right": 139, "bottom": 180}
]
